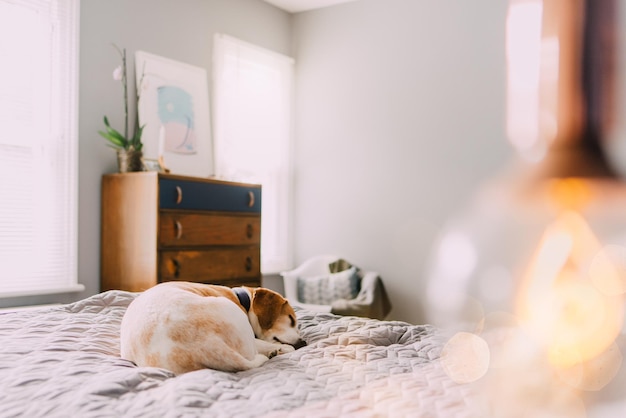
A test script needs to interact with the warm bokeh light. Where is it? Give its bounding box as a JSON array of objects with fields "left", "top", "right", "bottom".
[
  {"left": 557, "top": 342, "right": 623, "bottom": 392},
  {"left": 477, "top": 311, "right": 521, "bottom": 368},
  {"left": 516, "top": 208, "right": 624, "bottom": 369},
  {"left": 440, "top": 332, "right": 490, "bottom": 384},
  {"left": 548, "top": 178, "right": 593, "bottom": 211},
  {"left": 590, "top": 244, "right": 626, "bottom": 296}
]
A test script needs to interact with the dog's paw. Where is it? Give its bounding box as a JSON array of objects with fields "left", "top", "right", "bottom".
[
  {"left": 278, "top": 344, "right": 295, "bottom": 354},
  {"left": 250, "top": 354, "right": 271, "bottom": 368},
  {"left": 267, "top": 349, "right": 279, "bottom": 359}
]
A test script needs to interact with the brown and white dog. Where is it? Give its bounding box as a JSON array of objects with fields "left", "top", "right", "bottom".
[{"left": 120, "top": 281, "right": 306, "bottom": 374}]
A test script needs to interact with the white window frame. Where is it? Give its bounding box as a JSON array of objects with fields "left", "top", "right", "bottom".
[
  {"left": 212, "top": 34, "right": 294, "bottom": 274},
  {"left": 0, "top": 0, "right": 82, "bottom": 298}
]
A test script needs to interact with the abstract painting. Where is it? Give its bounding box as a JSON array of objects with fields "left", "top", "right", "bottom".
[
  {"left": 158, "top": 85, "right": 197, "bottom": 154},
  {"left": 135, "top": 51, "right": 212, "bottom": 176}
]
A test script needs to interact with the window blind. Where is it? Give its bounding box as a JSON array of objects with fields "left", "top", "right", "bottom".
[
  {"left": 0, "top": 0, "right": 82, "bottom": 297},
  {"left": 213, "top": 34, "right": 294, "bottom": 274}
]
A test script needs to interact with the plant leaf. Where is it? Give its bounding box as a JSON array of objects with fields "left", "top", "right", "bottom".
[
  {"left": 102, "top": 116, "right": 128, "bottom": 146},
  {"left": 131, "top": 124, "right": 145, "bottom": 151},
  {"left": 105, "top": 125, "right": 125, "bottom": 140},
  {"left": 98, "top": 130, "right": 125, "bottom": 147}
]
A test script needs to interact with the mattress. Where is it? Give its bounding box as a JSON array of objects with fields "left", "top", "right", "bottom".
[{"left": 0, "top": 290, "right": 478, "bottom": 417}]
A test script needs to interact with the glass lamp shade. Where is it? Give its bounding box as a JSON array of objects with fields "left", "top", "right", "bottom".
[
  {"left": 426, "top": 0, "right": 626, "bottom": 334},
  {"left": 424, "top": 0, "right": 626, "bottom": 414},
  {"left": 424, "top": 172, "right": 626, "bottom": 334}
]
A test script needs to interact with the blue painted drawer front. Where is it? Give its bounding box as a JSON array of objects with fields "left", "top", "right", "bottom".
[{"left": 159, "top": 178, "right": 261, "bottom": 213}]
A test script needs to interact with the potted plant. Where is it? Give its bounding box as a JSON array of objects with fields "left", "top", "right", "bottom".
[{"left": 99, "top": 45, "right": 145, "bottom": 172}]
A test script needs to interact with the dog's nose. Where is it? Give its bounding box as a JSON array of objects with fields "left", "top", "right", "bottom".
[{"left": 292, "top": 339, "right": 307, "bottom": 350}]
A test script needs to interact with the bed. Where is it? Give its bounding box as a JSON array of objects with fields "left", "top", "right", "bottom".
[
  {"left": 8, "top": 289, "right": 625, "bottom": 418},
  {"left": 0, "top": 290, "right": 474, "bottom": 418},
  {"left": 0, "top": 290, "right": 482, "bottom": 417}
]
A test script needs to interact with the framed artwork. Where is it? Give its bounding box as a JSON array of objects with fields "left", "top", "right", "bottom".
[{"left": 135, "top": 51, "right": 213, "bottom": 177}]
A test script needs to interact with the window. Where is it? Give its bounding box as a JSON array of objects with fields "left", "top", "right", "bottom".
[
  {"left": 213, "top": 34, "right": 294, "bottom": 274},
  {"left": 0, "top": 0, "right": 82, "bottom": 297}
]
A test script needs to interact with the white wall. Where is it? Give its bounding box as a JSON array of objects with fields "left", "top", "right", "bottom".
[{"left": 292, "top": 0, "right": 513, "bottom": 324}]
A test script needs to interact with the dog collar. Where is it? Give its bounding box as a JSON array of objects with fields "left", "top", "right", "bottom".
[{"left": 233, "top": 287, "right": 251, "bottom": 312}]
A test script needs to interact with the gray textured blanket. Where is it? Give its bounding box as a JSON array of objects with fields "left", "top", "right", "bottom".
[{"left": 0, "top": 290, "right": 476, "bottom": 417}]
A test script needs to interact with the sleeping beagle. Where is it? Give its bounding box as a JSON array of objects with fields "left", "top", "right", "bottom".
[{"left": 120, "top": 282, "right": 306, "bottom": 374}]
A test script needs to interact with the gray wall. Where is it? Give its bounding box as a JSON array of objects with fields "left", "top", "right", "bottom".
[
  {"left": 0, "top": 0, "right": 291, "bottom": 308},
  {"left": 292, "top": 0, "right": 513, "bottom": 324}
]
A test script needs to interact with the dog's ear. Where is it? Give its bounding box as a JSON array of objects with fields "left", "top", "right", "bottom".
[{"left": 252, "top": 288, "right": 285, "bottom": 330}]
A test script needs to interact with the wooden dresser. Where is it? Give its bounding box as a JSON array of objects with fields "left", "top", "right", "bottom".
[{"left": 101, "top": 172, "right": 262, "bottom": 292}]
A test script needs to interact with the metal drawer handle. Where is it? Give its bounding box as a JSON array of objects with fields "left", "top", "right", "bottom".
[
  {"left": 246, "top": 224, "right": 253, "bottom": 239},
  {"left": 174, "top": 220, "right": 183, "bottom": 239},
  {"left": 248, "top": 191, "right": 255, "bottom": 208},
  {"left": 175, "top": 186, "right": 183, "bottom": 205},
  {"left": 245, "top": 256, "right": 252, "bottom": 272},
  {"left": 172, "top": 258, "right": 180, "bottom": 278}
]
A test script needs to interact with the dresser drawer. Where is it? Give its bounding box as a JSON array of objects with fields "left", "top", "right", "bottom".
[
  {"left": 159, "top": 212, "right": 260, "bottom": 247},
  {"left": 159, "top": 178, "right": 261, "bottom": 213},
  {"left": 159, "top": 248, "right": 260, "bottom": 283}
]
